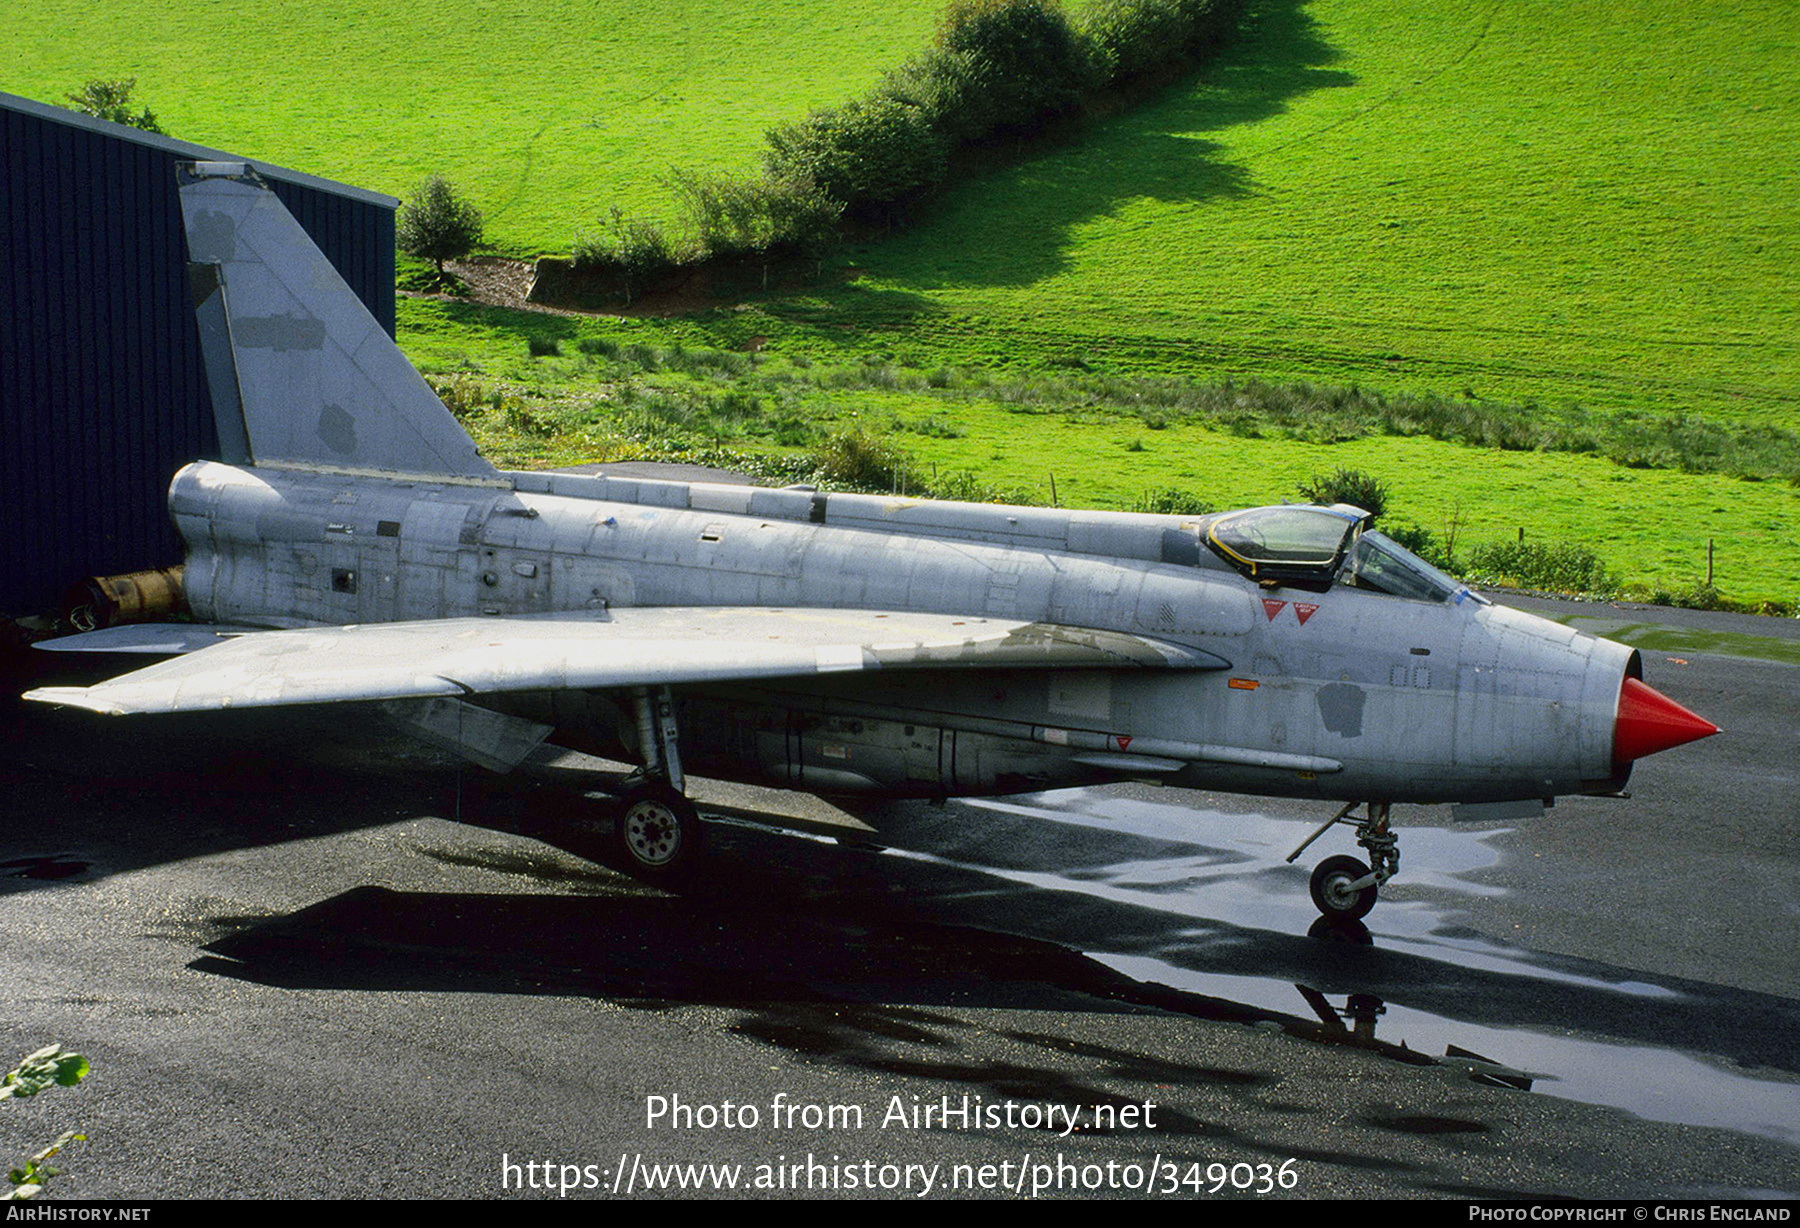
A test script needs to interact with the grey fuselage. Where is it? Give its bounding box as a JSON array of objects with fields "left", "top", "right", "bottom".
[{"left": 170, "top": 459, "right": 1637, "bottom": 806}]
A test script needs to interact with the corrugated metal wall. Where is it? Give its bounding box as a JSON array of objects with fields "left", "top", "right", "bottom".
[{"left": 0, "top": 92, "right": 396, "bottom": 618}]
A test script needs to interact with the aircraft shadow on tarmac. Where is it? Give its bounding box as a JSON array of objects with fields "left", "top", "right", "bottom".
[
  {"left": 5, "top": 692, "right": 1795, "bottom": 1092},
  {"left": 184, "top": 778, "right": 1800, "bottom": 1088}
]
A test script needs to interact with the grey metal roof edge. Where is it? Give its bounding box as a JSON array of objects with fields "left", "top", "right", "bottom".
[{"left": 0, "top": 89, "right": 400, "bottom": 211}]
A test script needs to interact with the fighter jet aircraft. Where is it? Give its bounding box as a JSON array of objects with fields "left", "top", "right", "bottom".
[{"left": 24, "top": 163, "right": 1719, "bottom": 919}]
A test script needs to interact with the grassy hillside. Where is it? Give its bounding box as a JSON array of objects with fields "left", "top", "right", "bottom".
[
  {"left": 10, "top": 0, "right": 1792, "bottom": 416},
  {"left": 395, "top": 301, "right": 1800, "bottom": 605},
  {"left": 1, "top": 0, "right": 942, "bottom": 254},
  {"left": 7, "top": 0, "right": 1797, "bottom": 601},
  {"left": 819, "top": 0, "right": 1800, "bottom": 427}
]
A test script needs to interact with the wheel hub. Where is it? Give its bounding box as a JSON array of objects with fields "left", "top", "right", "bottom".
[
  {"left": 623, "top": 802, "right": 680, "bottom": 865},
  {"left": 1320, "top": 871, "right": 1361, "bottom": 911}
]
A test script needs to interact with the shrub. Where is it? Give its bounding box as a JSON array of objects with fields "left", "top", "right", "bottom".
[
  {"left": 429, "top": 372, "right": 487, "bottom": 419},
  {"left": 875, "top": 49, "right": 976, "bottom": 138},
  {"left": 1176, "top": 0, "right": 1249, "bottom": 53},
  {"left": 813, "top": 428, "right": 912, "bottom": 491},
  {"left": 572, "top": 207, "right": 682, "bottom": 305},
  {"left": 1083, "top": 0, "right": 1199, "bottom": 84},
  {"left": 398, "top": 175, "right": 483, "bottom": 273},
  {"left": 63, "top": 79, "right": 163, "bottom": 133},
  {"left": 1464, "top": 541, "right": 1616, "bottom": 595},
  {"left": 766, "top": 96, "right": 950, "bottom": 218},
  {"left": 927, "top": 469, "right": 1016, "bottom": 502},
  {"left": 667, "top": 169, "right": 784, "bottom": 259},
  {"left": 1297, "top": 467, "right": 1389, "bottom": 518},
  {"left": 1669, "top": 581, "right": 1724, "bottom": 611},
  {"left": 1381, "top": 520, "right": 1458, "bottom": 572},
  {"left": 500, "top": 395, "right": 555, "bottom": 438},
  {"left": 667, "top": 170, "right": 844, "bottom": 273},
  {"left": 933, "top": 0, "right": 1093, "bottom": 138},
  {"left": 1132, "top": 487, "right": 1214, "bottom": 515},
  {"left": 760, "top": 178, "right": 846, "bottom": 270}
]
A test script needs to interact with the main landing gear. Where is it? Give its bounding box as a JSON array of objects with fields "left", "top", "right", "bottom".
[
  {"left": 615, "top": 780, "right": 702, "bottom": 875},
  {"left": 1288, "top": 802, "right": 1399, "bottom": 922},
  {"left": 613, "top": 687, "right": 704, "bottom": 878}
]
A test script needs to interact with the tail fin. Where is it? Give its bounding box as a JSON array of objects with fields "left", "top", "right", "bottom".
[{"left": 178, "top": 162, "right": 493, "bottom": 479}]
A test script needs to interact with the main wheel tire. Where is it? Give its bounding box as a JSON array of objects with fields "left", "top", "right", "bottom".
[
  {"left": 1310, "top": 854, "right": 1378, "bottom": 921},
  {"left": 614, "top": 783, "right": 703, "bottom": 878}
]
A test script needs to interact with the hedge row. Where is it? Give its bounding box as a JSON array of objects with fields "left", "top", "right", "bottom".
[
  {"left": 769, "top": 0, "right": 1247, "bottom": 221},
  {"left": 570, "top": 0, "right": 1247, "bottom": 298}
]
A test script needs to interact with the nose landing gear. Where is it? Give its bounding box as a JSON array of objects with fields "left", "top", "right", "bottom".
[{"left": 1289, "top": 802, "right": 1399, "bottom": 921}]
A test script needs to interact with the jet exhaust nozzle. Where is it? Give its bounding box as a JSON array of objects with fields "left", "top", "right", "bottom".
[
  {"left": 62, "top": 567, "right": 187, "bottom": 632},
  {"left": 1614, "top": 676, "right": 1718, "bottom": 766}
]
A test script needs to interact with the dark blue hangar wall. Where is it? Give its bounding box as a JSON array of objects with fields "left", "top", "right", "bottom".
[{"left": 0, "top": 91, "right": 398, "bottom": 619}]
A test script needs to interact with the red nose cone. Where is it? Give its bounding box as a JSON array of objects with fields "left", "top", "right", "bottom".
[{"left": 1614, "top": 676, "right": 1719, "bottom": 765}]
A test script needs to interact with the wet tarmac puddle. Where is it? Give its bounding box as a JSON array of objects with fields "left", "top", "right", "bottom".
[
  {"left": 872, "top": 788, "right": 1800, "bottom": 1148},
  {"left": 1, "top": 854, "right": 91, "bottom": 881}
]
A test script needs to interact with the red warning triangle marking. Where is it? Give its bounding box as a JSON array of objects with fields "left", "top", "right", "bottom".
[
  {"left": 1115, "top": 735, "right": 1132, "bottom": 751},
  {"left": 1262, "top": 599, "right": 1287, "bottom": 621},
  {"left": 1294, "top": 602, "right": 1319, "bottom": 625}
]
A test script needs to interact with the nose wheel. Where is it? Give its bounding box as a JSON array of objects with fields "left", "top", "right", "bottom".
[
  {"left": 1289, "top": 802, "right": 1399, "bottom": 920},
  {"left": 1309, "top": 854, "right": 1378, "bottom": 921}
]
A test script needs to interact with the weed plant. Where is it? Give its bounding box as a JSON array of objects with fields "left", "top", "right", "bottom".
[{"left": 485, "top": 330, "right": 1800, "bottom": 484}]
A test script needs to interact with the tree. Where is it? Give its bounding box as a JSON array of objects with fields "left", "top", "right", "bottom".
[
  {"left": 64, "top": 79, "right": 163, "bottom": 134},
  {"left": 397, "top": 175, "right": 484, "bottom": 273}
]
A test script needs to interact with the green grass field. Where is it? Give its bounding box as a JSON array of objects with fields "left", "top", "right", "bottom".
[
  {"left": 2, "top": 0, "right": 942, "bottom": 255},
  {"left": 396, "top": 300, "right": 1800, "bottom": 605},
  {"left": 824, "top": 0, "right": 1800, "bottom": 426},
  {"left": 7, "top": 0, "right": 1797, "bottom": 602}
]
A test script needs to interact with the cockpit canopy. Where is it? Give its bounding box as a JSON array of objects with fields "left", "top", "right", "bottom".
[{"left": 1204, "top": 504, "right": 1472, "bottom": 602}]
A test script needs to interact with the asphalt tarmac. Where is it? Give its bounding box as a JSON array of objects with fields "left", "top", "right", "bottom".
[{"left": 1, "top": 597, "right": 1795, "bottom": 1201}]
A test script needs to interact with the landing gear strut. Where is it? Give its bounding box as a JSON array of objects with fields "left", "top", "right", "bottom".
[
  {"left": 612, "top": 687, "right": 704, "bottom": 877},
  {"left": 1288, "top": 802, "right": 1399, "bottom": 921}
]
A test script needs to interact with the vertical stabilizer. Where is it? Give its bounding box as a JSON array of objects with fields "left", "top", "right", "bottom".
[{"left": 178, "top": 162, "right": 493, "bottom": 478}]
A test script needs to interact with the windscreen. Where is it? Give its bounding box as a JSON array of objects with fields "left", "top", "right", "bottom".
[{"left": 1340, "top": 531, "right": 1463, "bottom": 602}]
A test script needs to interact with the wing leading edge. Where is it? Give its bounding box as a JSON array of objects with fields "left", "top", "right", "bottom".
[{"left": 22, "top": 608, "right": 1227, "bottom": 716}]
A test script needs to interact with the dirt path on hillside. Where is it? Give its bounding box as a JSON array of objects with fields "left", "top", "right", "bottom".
[{"left": 413, "top": 255, "right": 781, "bottom": 321}]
